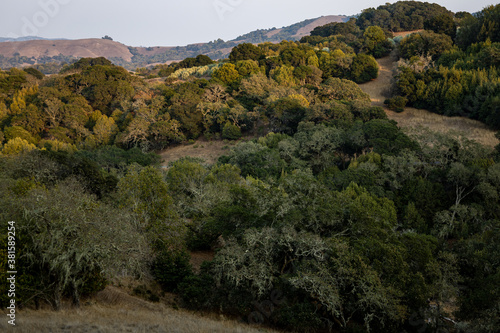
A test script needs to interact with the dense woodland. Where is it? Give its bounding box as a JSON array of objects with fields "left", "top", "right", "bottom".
[{"left": 0, "top": 2, "right": 499, "bottom": 332}]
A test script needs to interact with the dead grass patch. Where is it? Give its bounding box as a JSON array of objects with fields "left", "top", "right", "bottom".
[
  {"left": 358, "top": 52, "right": 499, "bottom": 148},
  {"left": 0, "top": 286, "right": 281, "bottom": 333},
  {"left": 158, "top": 138, "right": 245, "bottom": 167}
]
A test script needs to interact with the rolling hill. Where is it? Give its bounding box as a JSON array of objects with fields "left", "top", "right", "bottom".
[{"left": 0, "top": 15, "right": 346, "bottom": 70}]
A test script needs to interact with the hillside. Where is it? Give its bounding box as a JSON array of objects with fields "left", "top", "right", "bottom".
[
  {"left": 0, "top": 286, "right": 281, "bottom": 333},
  {"left": 0, "top": 2, "right": 499, "bottom": 332},
  {"left": 0, "top": 15, "right": 346, "bottom": 70},
  {"left": 358, "top": 48, "right": 499, "bottom": 148},
  {"left": 0, "top": 38, "right": 134, "bottom": 62}
]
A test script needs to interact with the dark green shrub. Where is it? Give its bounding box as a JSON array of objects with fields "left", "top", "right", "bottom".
[
  {"left": 385, "top": 96, "right": 408, "bottom": 111},
  {"left": 222, "top": 123, "right": 242, "bottom": 140},
  {"left": 275, "top": 302, "right": 324, "bottom": 332},
  {"left": 178, "top": 272, "right": 214, "bottom": 309},
  {"left": 151, "top": 249, "right": 193, "bottom": 292}
]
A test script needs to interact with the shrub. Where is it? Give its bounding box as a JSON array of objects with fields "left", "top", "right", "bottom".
[
  {"left": 178, "top": 271, "right": 214, "bottom": 309},
  {"left": 151, "top": 249, "right": 193, "bottom": 292},
  {"left": 385, "top": 96, "right": 408, "bottom": 111},
  {"left": 222, "top": 123, "right": 242, "bottom": 140}
]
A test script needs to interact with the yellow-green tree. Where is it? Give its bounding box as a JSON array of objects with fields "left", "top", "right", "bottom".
[
  {"left": 212, "top": 63, "right": 240, "bottom": 85},
  {"left": 93, "top": 114, "right": 118, "bottom": 145},
  {"left": 2, "top": 137, "right": 37, "bottom": 155},
  {"left": 270, "top": 65, "right": 297, "bottom": 87}
]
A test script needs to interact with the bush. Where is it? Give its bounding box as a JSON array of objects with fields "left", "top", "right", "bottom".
[
  {"left": 222, "top": 123, "right": 242, "bottom": 140},
  {"left": 178, "top": 272, "right": 214, "bottom": 309},
  {"left": 275, "top": 302, "right": 325, "bottom": 332},
  {"left": 151, "top": 249, "right": 193, "bottom": 292},
  {"left": 385, "top": 96, "right": 408, "bottom": 111},
  {"left": 350, "top": 53, "right": 379, "bottom": 83}
]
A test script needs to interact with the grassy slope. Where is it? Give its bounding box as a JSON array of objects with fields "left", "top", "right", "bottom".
[
  {"left": 0, "top": 286, "right": 281, "bottom": 333},
  {"left": 358, "top": 48, "right": 499, "bottom": 148}
]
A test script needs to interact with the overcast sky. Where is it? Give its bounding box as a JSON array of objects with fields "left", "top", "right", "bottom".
[{"left": 0, "top": 0, "right": 496, "bottom": 46}]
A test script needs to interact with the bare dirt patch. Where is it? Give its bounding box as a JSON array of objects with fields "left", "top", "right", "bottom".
[
  {"left": 293, "top": 15, "right": 347, "bottom": 38},
  {"left": 358, "top": 50, "right": 499, "bottom": 148},
  {"left": 190, "top": 250, "right": 215, "bottom": 273}
]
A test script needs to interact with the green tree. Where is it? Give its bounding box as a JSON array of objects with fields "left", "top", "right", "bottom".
[
  {"left": 424, "top": 14, "right": 457, "bottom": 39},
  {"left": 229, "top": 43, "right": 263, "bottom": 62},
  {"left": 118, "top": 166, "right": 182, "bottom": 248},
  {"left": 212, "top": 63, "right": 240, "bottom": 85},
  {"left": 0, "top": 179, "right": 149, "bottom": 310},
  {"left": 399, "top": 31, "right": 453, "bottom": 59},
  {"left": 349, "top": 53, "right": 379, "bottom": 83}
]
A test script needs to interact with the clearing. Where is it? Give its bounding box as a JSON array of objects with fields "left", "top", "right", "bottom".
[
  {"left": 359, "top": 51, "right": 499, "bottom": 148},
  {"left": 158, "top": 139, "right": 235, "bottom": 167}
]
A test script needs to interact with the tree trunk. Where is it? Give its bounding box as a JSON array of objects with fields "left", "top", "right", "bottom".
[
  {"left": 53, "top": 282, "right": 62, "bottom": 311},
  {"left": 72, "top": 281, "right": 80, "bottom": 308}
]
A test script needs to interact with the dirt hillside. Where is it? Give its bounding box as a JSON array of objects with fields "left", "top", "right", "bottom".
[
  {"left": 0, "top": 38, "right": 134, "bottom": 62},
  {"left": 293, "top": 15, "right": 347, "bottom": 38}
]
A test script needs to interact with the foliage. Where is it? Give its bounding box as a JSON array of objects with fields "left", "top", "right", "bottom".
[
  {"left": 456, "top": 4, "right": 500, "bottom": 48},
  {"left": 349, "top": 53, "right": 379, "bottom": 83},
  {"left": 151, "top": 248, "right": 193, "bottom": 292},
  {"left": 399, "top": 30, "right": 453, "bottom": 59},
  {"left": 0, "top": 175, "right": 149, "bottom": 309},
  {"left": 0, "top": 2, "right": 498, "bottom": 330},
  {"left": 356, "top": 1, "right": 453, "bottom": 32},
  {"left": 222, "top": 122, "right": 242, "bottom": 140}
]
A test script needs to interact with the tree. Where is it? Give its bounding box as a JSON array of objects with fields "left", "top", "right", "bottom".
[
  {"left": 399, "top": 31, "right": 453, "bottom": 59},
  {"left": 456, "top": 4, "right": 500, "bottom": 48},
  {"left": 93, "top": 114, "right": 118, "bottom": 146},
  {"left": 212, "top": 63, "right": 240, "bottom": 85},
  {"left": 362, "top": 26, "right": 393, "bottom": 58},
  {"left": 118, "top": 165, "right": 184, "bottom": 248},
  {"left": 1, "top": 137, "right": 36, "bottom": 155},
  {"left": 424, "top": 14, "right": 457, "bottom": 39},
  {"left": 350, "top": 53, "right": 379, "bottom": 83},
  {"left": 310, "top": 21, "right": 361, "bottom": 37},
  {"left": 222, "top": 122, "right": 242, "bottom": 140},
  {"left": 229, "top": 43, "right": 263, "bottom": 62},
  {"left": 270, "top": 65, "right": 297, "bottom": 87},
  {"left": 0, "top": 179, "right": 149, "bottom": 310}
]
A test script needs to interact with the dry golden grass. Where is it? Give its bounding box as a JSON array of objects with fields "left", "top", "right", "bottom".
[
  {"left": 388, "top": 107, "right": 499, "bottom": 147},
  {"left": 158, "top": 139, "right": 236, "bottom": 167},
  {"left": 358, "top": 52, "right": 499, "bottom": 148},
  {"left": 0, "top": 286, "right": 281, "bottom": 333}
]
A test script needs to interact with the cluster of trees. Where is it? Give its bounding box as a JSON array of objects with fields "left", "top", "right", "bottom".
[
  {"left": 308, "top": 22, "right": 393, "bottom": 59},
  {"left": 0, "top": 30, "right": 383, "bottom": 155},
  {"left": 389, "top": 5, "right": 500, "bottom": 128},
  {"left": 3, "top": 119, "right": 498, "bottom": 332},
  {"left": 0, "top": 54, "right": 78, "bottom": 73},
  {"left": 356, "top": 1, "right": 454, "bottom": 32}
]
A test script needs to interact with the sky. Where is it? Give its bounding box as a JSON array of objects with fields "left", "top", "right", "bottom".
[{"left": 0, "top": 0, "right": 496, "bottom": 46}]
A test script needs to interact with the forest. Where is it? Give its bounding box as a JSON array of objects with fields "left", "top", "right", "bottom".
[{"left": 0, "top": 2, "right": 499, "bottom": 332}]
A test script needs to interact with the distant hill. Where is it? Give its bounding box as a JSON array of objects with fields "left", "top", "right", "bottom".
[
  {"left": 0, "top": 36, "right": 61, "bottom": 43},
  {"left": 0, "top": 15, "right": 346, "bottom": 71}
]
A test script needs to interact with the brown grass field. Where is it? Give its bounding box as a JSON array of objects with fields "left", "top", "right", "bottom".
[
  {"left": 0, "top": 286, "right": 281, "bottom": 333},
  {"left": 359, "top": 52, "right": 499, "bottom": 148},
  {"left": 158, "top": 139, "right": 238, "bottom": 167}
]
